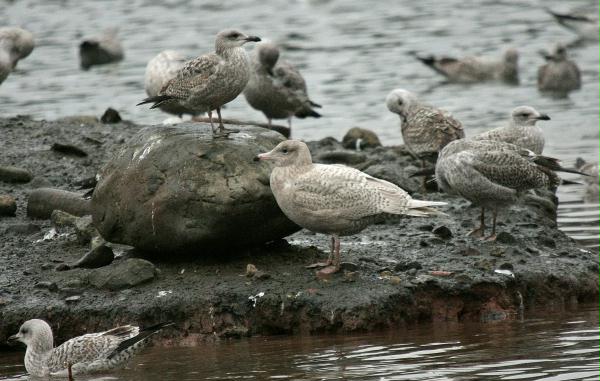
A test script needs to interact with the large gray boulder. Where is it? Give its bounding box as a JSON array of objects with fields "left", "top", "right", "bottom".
[{"left": 91, "top": 123, "right": 300, "bottom": 254}]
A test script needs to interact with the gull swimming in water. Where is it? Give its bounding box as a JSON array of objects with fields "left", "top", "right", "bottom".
[
  {"left": 8, "top": 319, "right": 172, "bottom": 377},
  {"left": 79, "top": 28, "right": 124, "bottom": 70},
  {"left": 255, "top": 140, "right": 446, "bottom": 275},
  {"left": 472, "top": 106, "right": 550, "bottom": 155},
  {"left": 547, "top": 9, "right": 599, "bottom": 41},
  {"left": 435, "top": 139, "right": 581, "bottom": 239},
  {"left": 386, "top": 88, "right": 464, "bottom": 164},
  {"left": 244, "top": 41, "right": 321, "bottom": 133},
  {"left": 537, "top": 44, "right": 581, "bottom": 95},
  {"left": 0, "top": 27, "right": 34, "bottom": 85},
  {"left": 144, "top": 50, "right": 199, "bottom": 117},
  {"left": 416, "top": 48, "right": 519, "bottom": 84},
  {"left": 138, "top": 29, "right": 261, "bottom": 135}
]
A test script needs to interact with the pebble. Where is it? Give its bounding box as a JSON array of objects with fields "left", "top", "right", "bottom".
[
  {"left": 101, "top": 107, "right": 122, "bottom": 123},
  {"left": 432, "top": 225, "right": 453, "bottom": 239},
  {"left": 71, "top": 244, "right": 114, "bottom": 269},
  {"left": 0, "top": 195, "right": 17, "bottom": 216},
  {"left": 496, "top": 231, "right": 517, "bottom": 244},
  {"left": 394, "top": 261, "right": 423, "bottom": 272},
  {"left": 34, "top": 281, "right": 58, "bottom": 292},
  {"left": 5, "top": 223, "right": 40, "bottom": 235},
  {"left": 55, "top": 263, "right": 71, "bottom": 271},
  {"left": 0, "top": 165, "right": 32, "bottom": 183},
  {"left": 341, "top": 127, "right": 381, "bottom": 150},
  {"left": 51, "top": 142, "right": 88, "bottom": 157},
  {"left": 64, "top": 295, "right": 81, "bottom": 303},
  {"left": 343, "top": 270, "right": 359, "bottom": 282},
  {"left": 339, "top": 262, "right": 359, "bottom": 272}
]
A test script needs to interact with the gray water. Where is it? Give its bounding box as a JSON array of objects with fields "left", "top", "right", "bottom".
[
  {"left": 1, "top": 0, "right": 599, "bottom": 245},
  {"left": 0, "top": 305, "right": 598, "bottom": 380}
]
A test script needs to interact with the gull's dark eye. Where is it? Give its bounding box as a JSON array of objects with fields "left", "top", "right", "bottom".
[
  {"left": 281, "top": 148, "right": 289, "bottom": 154},
  {"left": 520, "top": 113, "right": 529, "bottom": 117},
  {"left": 21, "top": 328, "right": 28, "bottom": 335},
  {"left": 397, "top": 100, "right": 403, "bottom": 105},
  {"left": 230, "top": 32, "right": 240, "bottom": 39}
]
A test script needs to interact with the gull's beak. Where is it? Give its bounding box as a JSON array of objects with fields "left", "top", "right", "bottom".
[
  {"left": 7, "top": 334, "right": 19, "bottom": 344},
  {"left": 253, "top": 152, "right": 271, "bottom": 162},
  {"left": 536, "top": 114, "right": 551, "bottom": 121},
  {"left": 244, "top": 36, "right": 261, "bottom": 42}
]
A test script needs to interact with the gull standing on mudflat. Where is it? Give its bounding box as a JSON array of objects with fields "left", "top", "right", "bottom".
[
  {"left": 547, "top": 9, "right": 599, "bottom": 41},
  {"left": 538, "top": 44, "right": 581, "bottom": 95},
  {"left": 8, "top": 319, "right": 172, "bottom": 377},
  {"left": 386, "top": 88, "right": 464, "bottom": 164},
  {"left": 255, "top": 140, "right": 446, "bottom": 275},
  {"left": 472, "top": 106, "right": 550, "bottom": 154},
  {"left": 435, "top": 139, "right": 581, "bottom": 239},
  {"left": 144, "top": 50, "right": 199, "bottom": 117},
  {"left": 138, "top": 29, "right": 261, "bottom": 135},
  {"left": 416, "top": 48, "right": 519, "bottom": 84},
  {"left": 244, "top": 41, "right": 321, "bottom": 133},
  {"left": 0, "top": 27, "right": 34, "bottom": 85},
  {"left": 79, "top": 28, "right": 124, "bottom": 70}
]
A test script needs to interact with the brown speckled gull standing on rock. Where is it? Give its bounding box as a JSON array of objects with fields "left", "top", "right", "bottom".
[
  {"left": 538, "top": 44, "right": 581, "bottom": 95},
  {"left": 386, "top": 88, "right": 464, "bottom": 164},
  {"left": 8, "top": 319, "right": 171, "bottom": 377},
  {"left": 144, "top": 50, "right": 199, "bottom": 117},
  {"left": 256, "top": 140, "right": 447, "bottom": 275},
  {"left": 0, "top": 27, "right": 34, "bottom": 85},
  {"left": 243, "top": 41, "right": 321, "bottom": 133},
  {"left": 138, "top": 29, "right": 261, "bottom": 136},
  {"left": 435, "top": 139, "right": 582, "bottom": 240},
  {"left": 472, "top": 106, "right": 550, "bottom": 154},
  {"left": 79, "top": 28, "right": 124, "bottom": 70},
  {"left": 416, "top": 48, "right": 519, "bottom": 84}
]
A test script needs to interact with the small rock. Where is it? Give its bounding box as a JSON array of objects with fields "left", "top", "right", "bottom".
[
  {"left": 51, "top": 142, "right": 88, "bottom": 157},
  {"left": 65, "top": 279, "right": 83, "bottom": 288},
  {"left": 432, "top": 225, "right": 453, "bottom": 240},
  {"left": 394, "top": 261, "right": 423, "bottom": 272},
  {"left": 343, "top": 270, "right": 359, "bottom": 282},
  {"left": 316, "top": 151, "right": 367, "bottom": 165},
  {"left": 5, "top": 223, "right": 40, "bottom": 235},
  {"left": 51, "top": 209, "right": 78, "bottom": 228},
  {"left": 55, "top": 263, "right": 71, "bottom": 271},
  {"left": 459, "top": 246, "right": 481, "bottom": 256},
  {"left": 75, "top": 215, "right": 97, "bottom": 245},
  {"left": 101, "top": 107, "right": 122, "bottom": 123},
  {"left": 406, "top": 268, "right": 418, "bottom": 276},
  {"left": 41, "top": 263, "right": 53, "bottom": 270},
  {"left": 0, "top": 165, "right": 32, "bottom": 183},
  {"left": 389, "top": 276, "right": 402, "bottom": 285},
  {"left": 88, "top": 258, "right": 157, "bottom": 290},
  {"left": 28, "top": 176, "right": 53, "bottom": 189},
  {"left": 65, "top": 295, "right": 81, "bottom": 303},
  {"left": 0, "top": 195, "right": 17, "bottom": 216},
  {"left": 60, "top": 287, "right": 83, "bottom": 296},
  {"left": 341, "top": 127, "right": 381, "bottom": 150},
  {"left": 254, "top": 271, "right": 271, "bottom": 280},
  {"left": 34, "top": 281, "right": 58, "bottom": 292},
  {"left": 246, "top": 264, "right": 257, "bottom": 277},
  {"left": 538, "top": 235, "right": 556, "bottom": 248},
  {"left": 339, "top": 262, "right": 359, "bottom": 272},
  {"left": 417, "top": 224, "right": 434, "bottom": 232},
  {"left": 71, "top": 244, "right": 114, "bottom": 269},
  {"left": 496, "top": 232, "right": 517, "bottom": 245}
]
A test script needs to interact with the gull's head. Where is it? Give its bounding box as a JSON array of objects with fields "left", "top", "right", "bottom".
[
  {"left": 511, "top": 106, "right": 550, "bottom": 126},
  {"left": 552, "top": 43, "right": 568, "bottom": 61},
  {"left": 504, "top": 48, "right": 519, "bottom": 63},
  {"left": 256, "top": 42, "right": 280, "bottom": 73},
  {"left": 386, "top": 88, "right": 417, "bottom": 118},
  {"left": 7, "top": 319, "right": 53, "bottom": 348},
  {"left": 0, "top": 27, "right": 34, "bottom": 66},
  {"left": 216, "top": 29, "right": 261, "bottom": 51},
  {"left": 254, "top": 140, "right": 312, "bottom": 167}
]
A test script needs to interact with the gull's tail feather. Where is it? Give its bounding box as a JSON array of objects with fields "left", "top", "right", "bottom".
[
  {"left": 406, "top": 199, "right": 448, "bottom": 217},
  {"left": 309, "top": 100, "right": 322, "bottom": 108},
  {"left": 107, "top": 322, "right": 174, "bottom": 359},
  {"left": 137, "top": 95, "right": 176, "bottom": 109},
  {"left": 295, "top": 107, "right": 321, "bottom": 118}
]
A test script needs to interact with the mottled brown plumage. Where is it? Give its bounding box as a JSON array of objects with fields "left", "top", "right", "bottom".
[{"left": 538, "top": 44, "right": 581, "bottom": 94}]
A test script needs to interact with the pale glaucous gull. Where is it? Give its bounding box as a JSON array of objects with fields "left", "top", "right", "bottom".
[
  {"left": 8, "top": 319, "right": 172, "bottom": 377},
  {"left": 255, "top": 140, "right": 447, "bottom": 275},
  {"left": 0, "top": 27, "right": 34, "bottom": 85},
  {"left": 138, "top": 29, "right": 261, "bottom": 136}
]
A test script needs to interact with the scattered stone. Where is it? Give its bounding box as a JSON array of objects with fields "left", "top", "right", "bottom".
[
  {"left": 71, "top": 244, "right": 114, "bottom": 269},
  {"left": 74, "top": 215, "right": 97, "bottom": 245},
  {"left": 315, "top": 151, "right": 367, "bottom": 165},
  {"left": 60, "top": 287, "right": 83, "bottom": 296},
  {"left": 429, "top": 270, "right": 453, "bottom": 277},
  {"left": 499, "top": 262, "right": 514, "bottom": 271},
  {"left": 51, "top": 209, "right": 78, "bottom": 228},
  {"left": 254, "top": 271, "right": 271, "bottom": 280},
  {"left": 91, "top": 124, "right": 299, "bottom": 253},
  {"left": 394, "top": 261, "right": 423, "bottom": 272},
  {"left": 343, "top": 270, "right": 359, "bottom": 282},
  {"left": 389, "top": 275, "right": 402, "bottom": 285},
  {"left": 87, "top": 258, "right": 157, "bottom": 290},
  {"left": 64, "top": 295, "right": 81, "bottom": 303},
  {"left": 51, "top": 142, "right": 88, "bottom": 157},
  {"left": 496, "top": 231, "right": 517, "bottom": 244},
  {"left": 0, "top": 195, "right": 17, "bottom": 216},
  {"left": 417, "top": 224, "right": 434, "bottom": 232},
  {"left": 55, "top": 263, "right": 70, "bottom": 271},
  {"left": 538, "top": 235, "right": 556, "bottom": 248},
  {"left": 100, "top": 107, "right": 122, "bottom": 124},
  {"left": 432, "top": 225, "right": 453, "bottom": 239},
  {"left": 41, "top": 263, "right": 53, "bottom": 270},
  {"left": 0, "top": 165, "right": 32, "bottom": 183},
  {"left": 459, "top": 246, "right": 481, "bottom": 256},
  {"left": 341, "top": 127, "right": 382, "bottom": 150},
  {"left": 34, "top": 281, "right": 58, "bottom": 292},
  {"left": 339, "top": 262, "right": 359, "bottom": 272},
  {"left": 28, "top": 177, "right": 53, "bottom": 189},
  {"left": 5, "top": 222, "right": 40, "bottom": 236},
  {"left": 246, "top": 264, "right": 257, "bottom": 277},
  {"left": 27, "top": 188, "right": 91, "bottom": 219}
]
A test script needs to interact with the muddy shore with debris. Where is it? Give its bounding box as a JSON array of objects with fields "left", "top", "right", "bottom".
[{"left": 0, "top": 115, "right": 597, "bottom": 347}]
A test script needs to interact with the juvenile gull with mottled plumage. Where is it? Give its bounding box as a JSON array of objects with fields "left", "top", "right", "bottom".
[
  {"left": 386, "top": 88, "right": 464, "bottom": 164},
  {"left": 138, "top": 29, "right": 261, "bottom": 135},
  {"left": 244, "top": 41, "right": 321, "bottom": 133},
  {"left": 416, "top": 48, "right": 519, "bottom": 84},
  {"left": 538, "top": 44, "right": 581, "bottom": 95},
  {"left": 0, "top": 27, "right": 34, "bottom": 85},
  {"left": 8, "top": 319, "right": 171, "bottom": 377},
  {"left": 472, "top": 106, "right": 550, "bottom": 154},
  {"left": 256, "top": 140, "right": 446, "bottom": 275}
]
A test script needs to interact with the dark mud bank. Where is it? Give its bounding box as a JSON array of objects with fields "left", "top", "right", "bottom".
[{"left": 0, "top": 116, "right": 597, "bottom": 346}]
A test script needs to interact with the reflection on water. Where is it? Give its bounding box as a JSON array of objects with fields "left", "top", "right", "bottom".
[{"left": 0, "top": 305, "right": 598, "bottom": 380}]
